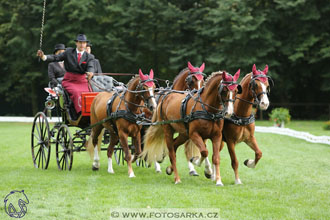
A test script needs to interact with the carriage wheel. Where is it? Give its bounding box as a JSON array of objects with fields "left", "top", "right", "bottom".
[
  {"left": 55, "top": 125, "right": 73, "bottom": 170},
  {"left": 114, "top": 147, "right": 124, "bottom": 165},
  {"left": 31, "top": 112, "right": 51, "bottom": 169}
]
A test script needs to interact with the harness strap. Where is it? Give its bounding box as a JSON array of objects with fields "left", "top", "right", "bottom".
[
  {"left": 180, "top": 90, "right": 225, "bottom": 134},
  {"left": 107, "top": 93, "right": 119, "bottom": 134},
  {"left": 225, "top": 114, "right": 255, "bottom": 126}
]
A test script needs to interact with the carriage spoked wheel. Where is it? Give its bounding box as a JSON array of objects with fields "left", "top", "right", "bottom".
[
  {"left": 55, "top": 124, "right": 73, "bottom": 170},
  {"left": 31, "top": 112, "right": 51, "bottom": 169}
]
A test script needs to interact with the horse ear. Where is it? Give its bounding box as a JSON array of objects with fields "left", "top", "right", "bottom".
[
  {"left": 234, "top": 69, "right": 240, "bottom": 81},
  {"left": 149, "top": 69, "right": 154, "bottom": 79},
  {"left": 139, "top": 69, "right": 147, "bottom": 80},
  {"left": 222, "top": 71, "right": 227, "bottom": 80},
  {"left": 199, "top": 63, "right": 205, "bottom": 72},
  {"left": 252, "top": 64, "right": 257, "bottom": 75},
  {"left": 139, "top": 69, "right": 144, "bottom": 78},
  {"left": 187, "top": 61, "right": 194, "bottom": 72},
  {"left": 263, "top": 65, "right": 268, "bottom": 75}
]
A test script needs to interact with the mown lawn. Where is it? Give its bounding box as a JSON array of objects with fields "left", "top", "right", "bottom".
[{"left": 0, "top": 121, "right": 329, "bottom": 220}]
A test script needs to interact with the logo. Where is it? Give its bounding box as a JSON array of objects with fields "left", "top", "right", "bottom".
[{"left": 4, "top": 190, "right": 29, "bottom": 218}]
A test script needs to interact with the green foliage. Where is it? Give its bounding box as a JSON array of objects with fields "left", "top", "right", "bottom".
[
  {"left": 323, "top": 121, "right": 330, "bottom": 130},
  {"left": 0, "top": 0, "right": 330, "bottom": 116},
  {"left": 269, "top": 107, "right": 291, "bottom": 125}
]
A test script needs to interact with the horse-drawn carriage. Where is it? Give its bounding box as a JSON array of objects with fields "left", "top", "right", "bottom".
[
  {"left": 31, "top": 74, "right": 127, "bottom": 170},
  {"left": 31, "top": 63, "right": 273, "bottom": 186}
]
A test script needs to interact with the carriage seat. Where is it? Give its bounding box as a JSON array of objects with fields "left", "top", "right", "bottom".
[{"left": 91, "top": 75, "right": 114, "bottom": 92}]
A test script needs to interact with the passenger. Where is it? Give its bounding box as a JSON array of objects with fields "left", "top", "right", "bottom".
[
  {"left": 48, "top": 43, "right": 66, "bottom": 88},
  {"left": 86, "top": 42, "right": 102, "bottom": 73},
  {"left": 37, "top": 34, "right": 95, "bottom": 115}
]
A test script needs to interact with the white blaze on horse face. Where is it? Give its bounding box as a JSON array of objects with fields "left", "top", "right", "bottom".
[
  {"left": 148, "top": 88, "right": 157, "bottom": 109},
  {"left": 225, "top": 91, "right": 234, "bottom": 117},
  {"left": 259, "top": 83, "right": 269, "bottom": 110},
  {"left": 197, "top": 80, "right": 202, "bottom": 89}
]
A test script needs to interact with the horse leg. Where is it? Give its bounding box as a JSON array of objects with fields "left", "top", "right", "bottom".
[
  {"left": 163, "top": 125, "right": 180, "bottom": 184},
  {"left": 227, "top": 141, "right": 242, "bottom": 184},
  {"left": 91, "top": 125, "right": 103, "bottom": 171},
  {"left": 184, "top": 140, "right": 200, "bottom": 176},
  {"left": 211, "top": 135, "right": 224, "bottom": 186},
  {"left": 190, "top": 132, "right": 208, "bottom": 167},
  {"left": 107, "top": 132, "right": 119, "bottom": 174},
  {"left": 131, "top": 132, "right": 141, "bottom": 163},
  {"left": 119, "top": 131, "right": 135, "bottom": 178},
  {"left": 244, "top": 136, "right": 262, "bottom": 168}
]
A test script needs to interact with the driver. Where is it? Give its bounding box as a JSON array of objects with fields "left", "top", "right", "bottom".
[{"left": 37, "top": 34, "right": 95, "bottom": 115}]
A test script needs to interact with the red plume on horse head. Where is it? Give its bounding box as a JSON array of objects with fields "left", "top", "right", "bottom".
[
  {"left": 252, "top": 64, "right": 268, "bottom": 83},
  {"left": 187, "top": 62, "right": 205, "bottom": 80},
  {"left": 139, "top": 69, "right": 155, "bottom": 87}
]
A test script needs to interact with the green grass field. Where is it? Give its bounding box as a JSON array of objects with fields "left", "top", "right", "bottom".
[{"left": 0, "top": 121, "right": 329, "bottom": 219}]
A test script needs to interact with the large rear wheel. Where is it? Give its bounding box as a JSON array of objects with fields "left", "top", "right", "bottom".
[
  {"left": 55, "top": 125, "right": 73, "bottom": 170},
  {"left": 31, "top": 112, "right": 51, "bottom": 169}
]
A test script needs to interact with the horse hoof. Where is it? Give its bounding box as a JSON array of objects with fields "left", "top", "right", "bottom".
[
  {"left": 92, "top": 166, "right": 99, "bottom": 171},
  {"left": 244, "top": 159, "right": 248, "bottom": 166},
  {"left": 129, "top": 173, "right": 136, "bottom": 178},
  {"left": 166, "top": 167, "right": 173, "bottom": 175},
  {"left": 244, "top": 159, "right": 256, "bottom": 168},
  {"left": 216, "top": 182, "right": 224, "bottom": 187},
  {"left": 204, "top": 171, "right": 211, "bottom": 179},
  {"left": 175, "top": 180, "right": 181, "bottom": 184},
  {"left": 235, "top": 179, "right": 242, "bottom": 185},
  {"left": 189, "top": 171, "right": 199, "bottom": 176}
]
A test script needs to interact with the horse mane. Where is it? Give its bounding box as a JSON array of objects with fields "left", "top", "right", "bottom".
[
  {"left": 173, "top": 67, "right": 189, "bottom": 84},
  {"left": 240, "top": 72, "right": 252, "bottom": 85},
  {"left": 204, "top": 71, "right": 223, "bottom": 86},
  {"left": 127, "top": 75, "right": 140, "bottom": 88}
]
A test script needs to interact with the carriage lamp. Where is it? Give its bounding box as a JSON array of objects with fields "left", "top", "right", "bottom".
[{"left": 45, "top": 96, "right": 56, "bottom": 110}]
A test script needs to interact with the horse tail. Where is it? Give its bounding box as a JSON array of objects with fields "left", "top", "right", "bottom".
[
  {"left": 140, "top": 106, "right": 168, "bottom": 164},
  {"left": 184, "top": 140, "right": 201, "bottom": 161}
]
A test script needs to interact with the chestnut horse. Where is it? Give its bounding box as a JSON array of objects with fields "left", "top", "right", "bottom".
[
  {"left": 87, "top": 70, "right": 157, "bottom": 177},
  {"left": 172, "top": 62, "right": 205, "bottom": 91},
  {"left": 152, "top": 62, "right": 206, "bottom": 174},
  {"left": 220, "top": 64, "right": 273, "bottom": 184},
  {"left": 142, "top": 70, "right": 240, "bottom": 185}
]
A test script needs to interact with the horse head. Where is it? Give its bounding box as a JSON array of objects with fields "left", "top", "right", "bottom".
[
  {"left": 220, "top": 70, "right": 241, "bottom": 117},
  {"left": 250, "top": 64, "right": 273, "bottom": 110},
  {"left": 139, "top": 69, "right": 157, "bottom": 111},
  {"left": 186, "top": 62, "right": 205, "bottom": 90}
]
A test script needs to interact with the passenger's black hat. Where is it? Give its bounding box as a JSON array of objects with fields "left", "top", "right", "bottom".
[
  {"left": 87, "top": 42, "right": 92, "bottom": 47},
  {"left": 53, "top": 43, "right": 66, "bottom": 54},
  {"left": 74, "top": 34, "right": 89, "bottom": 42}
]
